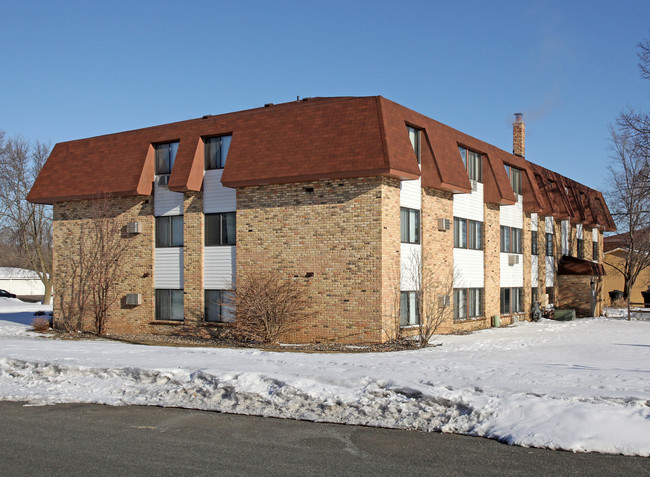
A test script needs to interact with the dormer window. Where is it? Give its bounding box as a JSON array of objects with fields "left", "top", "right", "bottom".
[
  {"left": 407, "top": 126, "right": 420, "bottom": 164},
  {"left": 458, "top": 146, "right": 482, "bottom": 182},
  {"left": 205, "top": 135, "right": 232, "bottom": 170},
  {"left": 504, "top": 164, "right": 523, "bottom": 195},
  {"left": 154, "top": 142, "right": 179, "bottom": 175}
]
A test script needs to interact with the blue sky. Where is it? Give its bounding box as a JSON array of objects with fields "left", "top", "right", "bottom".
[{"left": 1, "top": 0, "right": 649, "bottom": 190}]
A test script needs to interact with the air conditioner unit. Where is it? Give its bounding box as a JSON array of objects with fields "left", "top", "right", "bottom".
[
  {"left": 438, "top": 295, "right": 450, "bottom": 308},
  {"left": 158, "top": 175, "right": 170, "bottom": 186},
  {"left": 125, "top": 293, "right": 142, "bottom": 306},
  {"left": 508, "top": 254, "right": 520, "bottom": 265},
  {"left": 471, "top": 180, "right": 478, "bottom": 191},
  {"left": 438, "top": 218, "right": 451, "bottom": 231},
  {"left": 126, "top": 222, "right": 141, "bottom": 234}
]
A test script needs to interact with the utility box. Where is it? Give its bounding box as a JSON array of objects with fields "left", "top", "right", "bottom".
[{"left": 492, "top": 314, "right": 500, "bottom": 328}]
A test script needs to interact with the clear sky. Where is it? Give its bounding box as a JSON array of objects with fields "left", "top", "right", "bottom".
[{"left": 1, "top": 0, "right": 649, "bottom": 191}]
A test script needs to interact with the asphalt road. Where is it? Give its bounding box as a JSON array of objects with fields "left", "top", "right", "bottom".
[{"left": 0, "top": 402, "right": 647, "bottom": 476}]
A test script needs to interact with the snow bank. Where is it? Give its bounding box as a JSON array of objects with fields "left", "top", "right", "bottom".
[{"left": 0, "top": 306, "right": 648, "bottom": 456}]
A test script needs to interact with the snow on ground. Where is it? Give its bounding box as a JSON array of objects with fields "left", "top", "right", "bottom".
[{"left": 1, "top": 299, "right": 649, "bottom": 456}]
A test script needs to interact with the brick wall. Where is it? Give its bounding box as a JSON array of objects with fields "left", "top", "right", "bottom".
[
  {"left": 236, "top": 177, "right": 392, "bottom": 343},
  {"left": 53, "top": 196, "right": 155, "bottom": 334}
]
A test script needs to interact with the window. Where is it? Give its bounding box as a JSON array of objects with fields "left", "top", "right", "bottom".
[
  {"left": 577, "top": 238, "right": 584, "bottom": 259},
  {"left": 504, "top": 165, "right": 523, "bottom": 195},
  {"left": 155, "top": 289, "right": 184, "bottom": 321},
  {"left": 531, "top": 287, "right": 538, "bottom": 305},
  {"left": 205, "top": 290, "right": 235, "bottom": 322},
  {"left": 500, "top": 287, "right": 523, "bottom": 314},
  {"left": 400, "top": 291, "right": 419, "bottom": 326},
  {"left": 500, "top": 226, "right": 522, "bottom": 253},
  {"left": 593, "top": 241, "right": 599, "bottom": 260},
  {"left": 547, "top": 286, "right": 555, "bottom": 305},
  {"left": 155, "top": 142, "right": 179, "bottom": 175},
  {"left": 453, "top": 288, "right": 483, "bottom": 320},
  {"left": 407, "top": 126, "right": 420, "bottom": 164},
  {"left": 454, "top": 217, "right": 482, "bottom": 250},
  {"left": 205, "top": 212, "right": 236, "bottom": 246},
  {"left": 531, "top": 231, "right": 538, "bottom": 255},
  {"left": 546, "top": 233, "right": 554, "bottom": 256},
  {"left": 458, "top": 146, "right": 482, "bottom": 182},
  {"left": 204, "top": 135, "right": 232, "bottom": 170},
  {"left": 400, "top": 208, "right": 420, "bottom": 244},
  {"left": 155, "top": 216, "right": 183, "bottom": 247}
]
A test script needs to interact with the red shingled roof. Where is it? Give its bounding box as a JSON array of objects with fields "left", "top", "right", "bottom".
[{"left": 27, "top": 95, "right": 615, "bottom": 231}]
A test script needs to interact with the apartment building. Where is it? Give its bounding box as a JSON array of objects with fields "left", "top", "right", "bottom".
[{"left": 27, "top": 96, "right": 615, "bottom": 343}]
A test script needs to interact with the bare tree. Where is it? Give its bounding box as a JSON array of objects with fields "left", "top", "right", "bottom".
[
  {"left": 606, "top": 36, "right": 650, "bottom": 319},
  {"left": 229, "top": 270, "right": 312, "bottom": 343},
  {"left": 403, "top": 251, "right": 453, "bottom": 347},
  {"left": 55, "top": 196, "right": 129, "bottom": 335},
  {"left": 0, "top": 134, "right": 53, "bottom": 303}
]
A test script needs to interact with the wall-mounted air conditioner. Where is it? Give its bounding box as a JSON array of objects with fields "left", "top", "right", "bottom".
[
  {"left": 125, "top": 293, "right": 142, "bottom": 306},
  {"left": 508, "top": 254, "right": 520, "bottom": 266},
  {"left": 126, "top": 222, "right": 141, "bottom": 234},
  {"left": 438, "top": 218, "right": 451, "bottom": 231}
]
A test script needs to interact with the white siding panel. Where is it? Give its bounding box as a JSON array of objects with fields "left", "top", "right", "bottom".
[
  {"left": 453, "top": 249, "right": 484, "bottom": 288},
  {"left": 452, "top": 183, "right": 483, "bottom": 222},
  {"left": 154, "top": 181, "right": 183, "bottom": 216},
  {"left": 545, "top": 216, "right": 554, "bottom": 234},
  {"left": 204, "top": 169, "right": 236, "bottom": 213},
  {"left": 154, "top": 248, "right": 184, "bottom": 288},
  {"left": 531, "top": 213, "right": 538, "bottom": 231},
  {"left": 204, "top": 246, "right": 236, "bottom": 289},
  {"left": 545, "top": 256, "right": 554, "bottom": 287},
  {"left": 576, "top": 224, "right": 583, "bottom": 239},
  {"left": 500, "top": 253, "right": 523, "bottom": 288},
  {"left": 400, "top": 178, "right": 421, "bottom": 210},
  {"left": 500, "top": 195, "right": 523, "bottom": 228},
  {"left": 531, "top": 255, "right": 539, "bottom": 284},
  {"left": 400, "top": 244, "right": 421, "bottom": 290},
  {"left": 592, "top": 228, "right": 598, "bottom": 242}
]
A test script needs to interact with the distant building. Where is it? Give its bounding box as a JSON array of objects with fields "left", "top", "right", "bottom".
[
  {"left": 27, "top": 96, "right": 615, "bottom": 342},
  {"left": 603, "top": 229, "right": 650, "bottom": 305},
  {"left": 0, "top": 267, "right": 46, "bottom": 301}
]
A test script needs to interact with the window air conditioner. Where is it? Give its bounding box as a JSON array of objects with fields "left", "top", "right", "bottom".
[
  {"left": 126, "top": 222, "right": 141, "bottom": 234},
  {"left": 158, "top": 175, "right": 170, "bottom": 186},
  {"left": 508, "top": 254, "right": 520, "bottom": 266},
  {"left": 125, "top": 293, "right": 142, "bottom": 306},
  {"left": 471, "top": 180, "right": 478, "bottom": 191},
  {"left": 438, "top": 218, "right": 451, "bottom": 231}
]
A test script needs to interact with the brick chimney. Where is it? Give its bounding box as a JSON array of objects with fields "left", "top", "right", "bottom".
[{"left": 513, "top": 113, "right": 525, "bottom": 157}]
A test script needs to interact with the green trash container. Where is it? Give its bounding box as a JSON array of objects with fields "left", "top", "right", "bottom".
[
  {"left": 492, "top": 314, "right": 500, "bottom": 327},
  {"left": 553, "top": 309, "right": 576, "bottom": 321}
]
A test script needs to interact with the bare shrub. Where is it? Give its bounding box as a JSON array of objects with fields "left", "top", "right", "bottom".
[
  {"left": 31, "top": 317, "right": 50, "bottom": 332},
  {"left": 231, "top": 270, "right": 312, "bottom": 343}
]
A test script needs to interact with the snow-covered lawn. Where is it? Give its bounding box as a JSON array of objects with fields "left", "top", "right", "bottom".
[{"left": 1, "top": 298, "right": 649, "bottom": 456}]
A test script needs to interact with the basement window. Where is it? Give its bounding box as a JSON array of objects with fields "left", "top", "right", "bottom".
[
  {"left": 453, "top": 288, "right": 483, "bottom": 320},
  {"left": 204, "top": 135, "right": 232, "bottom": 170},
  {"left": 205, "top": 290, "right": 235, "bottom": 322},
  {"left": 155, "top": 289, "right": 184, "bottom": 321},
  {"left": 500, "top": 287, "right": 523, "bottom": 314},
  {"left": 400, "top": 291, "right": 419, "bottom": 326},
  {"left": 154, "top": 141, "right": 179, "bottom": 175},
  {"left": 407, "top": 126, "right": 421, "bottom": 164},
  {"left": 205, "top": 212, "right": 236, "bottom": 246}
]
